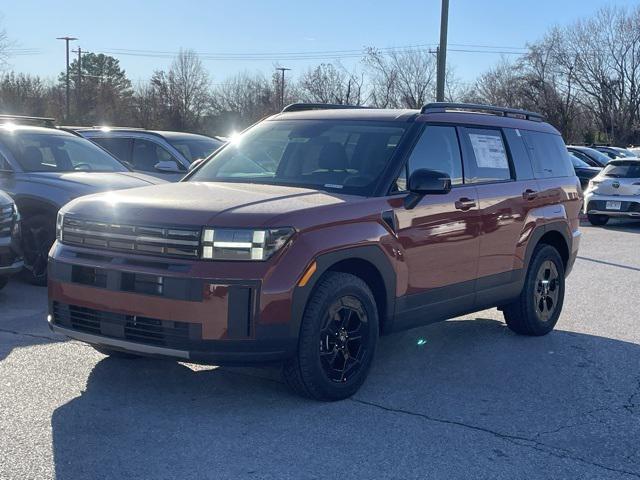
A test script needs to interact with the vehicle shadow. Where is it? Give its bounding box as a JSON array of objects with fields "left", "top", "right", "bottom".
[
  {"left": 581, "top": 217, "right": 640, "bottom": 233},
  {"left": 0, "top": 277, "right": 63, "bottom": 363},
  {"left": 50, "top": 318, "right": 640, "bottom": 479}
]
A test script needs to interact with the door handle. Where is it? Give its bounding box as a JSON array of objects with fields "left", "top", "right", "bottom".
[
  {"left": 455, "top": 197, "right": 477, "bottom": 211},
  {"left": 522, "top": 189, "right": 538, "bottom": 201}
]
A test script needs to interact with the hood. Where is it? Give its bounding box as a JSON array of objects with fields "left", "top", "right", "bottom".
[
  {"left": 0, "top": 189, "right": 13, "bottom": 206},
  {"left": 62, "top": 181, "right": 356, "bottom": 227},
  {"left": 23, "top": 171, "right": 162, "bottom": 189},
  {"left": 591, "top": 175, "right": 640, "bottom": 196}
]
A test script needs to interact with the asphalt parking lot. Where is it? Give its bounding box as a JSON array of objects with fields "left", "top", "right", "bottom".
[{"left": 1, "top": 220, "right": 639, "bottom": 480}]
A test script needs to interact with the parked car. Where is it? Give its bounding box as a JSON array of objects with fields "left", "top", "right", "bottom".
[
  {"left": 48, "top": 102, "right": 581, "bottom": 400},
  {"left": 568, "top": 152, "right": 602, "bottom": 189},
  {"left": 593, "top": 145, "right": 638, "bottom": 160},
  {"left": 0, "top": 123, "right": 165, "bottom": 285},
  {"left": 0, "top": 189, "right": 23, "bottom": 290},
  {"left": 583, "top": 159, "right": 640, "bottom": 225},
  {"left": 567, "top": 145, "right": 612, "bottom": 167},
  {"left": 72, "top": 128, "right": 224, "bottom": 181}
]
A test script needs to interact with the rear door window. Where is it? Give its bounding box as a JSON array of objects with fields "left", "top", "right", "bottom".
[
  {"left": 132, "top": 138, "right": 184, "bottom": 172},
  {"left": 460, "top": 127, "right": 512, "bottom": 183},
  {"left": 92, "top": 137, "right": 133, "bottom": 165},
  {"left": 522, "top": 131, "right": 573, "bottom": 178}
]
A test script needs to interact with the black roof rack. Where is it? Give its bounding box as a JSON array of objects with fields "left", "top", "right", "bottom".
[
  {"left": 281, "top": 103, "right": 369, "bottom": 113},
  {"left": 0, "top": 114, "right": 56, "bottom": 127},
  {"left": 420, "top": 102, "right": 544, "bottom": 122}
]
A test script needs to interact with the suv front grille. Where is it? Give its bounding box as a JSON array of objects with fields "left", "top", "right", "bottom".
[
  {"left": 0, "top": 204, "right": 14, "bottom": 237},
  {"left": 51, "top": 302, "right": 201, "bottom": 348},
  {"left": 61, "top": 217, "right": 201, "bottom": 259}
]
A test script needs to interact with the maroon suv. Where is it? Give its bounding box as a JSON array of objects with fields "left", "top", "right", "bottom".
[{"left": 48, "top": 103, "right": 581, "bottom": 400}]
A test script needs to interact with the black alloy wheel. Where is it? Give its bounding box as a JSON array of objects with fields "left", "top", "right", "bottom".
[{"left": 319, "top": 295, "right": 369, "bottom": 384}]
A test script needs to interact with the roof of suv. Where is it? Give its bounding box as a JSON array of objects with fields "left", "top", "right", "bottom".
[{"left": 271, "top": 106, "right": 559, "bottom": 135}]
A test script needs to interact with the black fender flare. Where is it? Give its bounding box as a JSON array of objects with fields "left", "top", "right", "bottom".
[
  {"left": 289, "top": 245, "right": 397, "bottom": 337},
  {"left": 523, "top": 221, "right": 572, "bottom": 274}
]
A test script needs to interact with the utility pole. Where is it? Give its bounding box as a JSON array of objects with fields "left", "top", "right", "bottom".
[
  {"left": 56, "top": 36, "right": 77, "bottom": 120},
  {"left": 436, "top": 0, "right": 449, "bottom": 102},
  {"left": 73, "top": 47, "right": 82, "bottom": 122},
  {"left": 276, "top": 67, "right": 291, "bottom": 110}
]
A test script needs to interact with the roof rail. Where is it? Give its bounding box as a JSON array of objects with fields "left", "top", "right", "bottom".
[
  {"left": 0, "top": 114, "right": 56, "bottom": 127},
  {"left": 420, "top": 102, "right": 544, "bottom": 122},
  {"left": 281, "top": 103, "right": 368, "bottom": 113}
]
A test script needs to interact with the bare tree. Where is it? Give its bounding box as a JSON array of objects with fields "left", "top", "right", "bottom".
[
  {"left": 364, "top": 47, "right": 437, "bottom": 108},
  {"left": 211, "top": 72, "right": 278, "bottom": 130},
  {"left": 167, "top": 49, "right": 211, "bottom": 130},
  {"left": 299, "top": 62, "right": 363, "bottom": 105}
]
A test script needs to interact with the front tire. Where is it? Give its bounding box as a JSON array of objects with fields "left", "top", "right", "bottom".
[
  {"left": 587, "top": 213, "right": 609, "bottom": 226},
  {"left": 283, "top": 272, "right": 379, "bottom": 401},
  {"left": 0, "top": 276, "right": 8, "bottom": 291},
  {"left": 503, "top": 244, "right": 565, "bottom": 336}
]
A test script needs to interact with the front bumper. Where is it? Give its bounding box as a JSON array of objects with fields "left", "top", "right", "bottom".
[
  {"left": 47, "top": 246, "right": 300, "bottom": 365},
  {"left": 584, "top": 193, "right": 640, "bottom": 217},
  {"left": 47, "top": 316, "right": 295, "bottom": 364},
  {"left": 0, "top": 236, "right": 23, "bottom": 277}
]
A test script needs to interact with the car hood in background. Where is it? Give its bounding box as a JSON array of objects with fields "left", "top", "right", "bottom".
[
  {"left": 21, "top": 171, "right": 164, "bottom": 194},
  {"left": 62, "top": 181, "right": 355, "bottom": 227}
]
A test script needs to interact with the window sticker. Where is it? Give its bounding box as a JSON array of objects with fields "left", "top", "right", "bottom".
[{"left": 469, "top": 133, "right": 509, "bottom": 169}]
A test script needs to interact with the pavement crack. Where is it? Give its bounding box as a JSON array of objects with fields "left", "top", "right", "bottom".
[
  {"left": 624, "top": 378, "right": 640, "bottom": 415},
  {"left": 351, "top": 397, "right": 640, "bottom": 479},
  {"left": 0, "top": 327, "right": 59, "bottom": 343}
]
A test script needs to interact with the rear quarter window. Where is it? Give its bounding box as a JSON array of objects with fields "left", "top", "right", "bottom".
[{"left": 522, "top": 131, "right": 573, "bottom": 179}]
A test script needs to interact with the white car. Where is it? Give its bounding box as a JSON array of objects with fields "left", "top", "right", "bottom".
[{"left": 584, "top": 159, "right": 640, "bottom": 225}]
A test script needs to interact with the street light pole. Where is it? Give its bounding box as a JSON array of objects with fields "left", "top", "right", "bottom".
[
  {"left": 276, "top": 67, "right": 291, "bottom": 110},
  {"left": 56, "top": 36, "right": 77, "bottom": 121},
  {"left": 436, "top": 0, "right": 449, "bottom": 102}
]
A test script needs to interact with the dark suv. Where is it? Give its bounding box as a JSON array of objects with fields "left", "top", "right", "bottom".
[
  {"left": 48, "top": 103, "right": 581, "bottom": 400},
  {"left": 0, "top": 189, "right": 22, "bottom": 290}
]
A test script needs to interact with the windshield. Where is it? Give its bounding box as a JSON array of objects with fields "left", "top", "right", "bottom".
[
  {"left": 189, "top": 120, "right": 408, "bottom": 195},
  {"left": 602, "top": 161, "right": 640, "bottom": 178},
  {"left": 1, "top": 131, "right": 128, "bottom": 173},
  {"left": 579, "top": 147, "right": 611, "bottom": 165},
  {"left": 569, "top": 153, "right": 591, "bottom": 168},
  {"left": 167, "top": 136, "right": 223, "bottom": 163},
  {"left": 614, "top": 148, "right": 637, "bottom": 158}
]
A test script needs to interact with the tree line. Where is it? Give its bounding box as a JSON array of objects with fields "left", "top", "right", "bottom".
[{"left": 1, "top": 5, "right": 639, "bottom": 145}]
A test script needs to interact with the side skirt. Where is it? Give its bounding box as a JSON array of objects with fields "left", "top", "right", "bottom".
[{"left": 390, "top": 269, "right": 524, "bottom": 333}]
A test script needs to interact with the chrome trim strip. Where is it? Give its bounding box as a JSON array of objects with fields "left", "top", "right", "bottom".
[
  {"left": 48, "top": 318, "right": 191, "bottom": 360},
  {"left": 587, "top": 210, "right": 640, "bottom": 217},
  {"left": 62, "top": 227, "right": 199, "bottom": 246}
]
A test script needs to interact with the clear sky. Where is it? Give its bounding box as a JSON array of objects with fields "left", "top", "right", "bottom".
[{"left": 1, "top": 0, "right": 635, "bottom": 85}]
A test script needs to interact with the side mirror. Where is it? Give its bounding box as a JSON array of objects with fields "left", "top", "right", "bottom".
[
  {"left": 189, "top": 158, "right": 204, "bottom": 171},
  {"left": 404, "top": 168, "right": 452, "bottom": 209},
  {"left": 154, "top": 160, "right": 181, "bottom": 173}
]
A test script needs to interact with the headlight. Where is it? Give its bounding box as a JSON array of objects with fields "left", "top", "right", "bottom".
[
  {"left": 201, "top": 227, "right": 294, "bottom": 261},
  {"left": 56, "top": 211, "right": 64, "bottom": 241},
  {"left": 587, "top": 179, "right": 601, "bottom": 192}
]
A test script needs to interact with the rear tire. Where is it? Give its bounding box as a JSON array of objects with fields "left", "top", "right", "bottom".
[
  {"left": 283, "top": 272, "right": 379, "bottom": 401},
  {"left": 587, "top": 213, "right": 609, "bottom": 226},
  {"left": 21, "top": 214, "right": 56, "bottom": 286},
  {"left": 503, "top": 244, "right": 565, "bottom": 336},
  {"left": 92, "top": 345, "right": 142, "bottom": 359}
]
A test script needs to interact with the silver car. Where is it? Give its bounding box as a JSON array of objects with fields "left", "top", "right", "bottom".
[
  {"left": 73, "top": 128, "right": 224, "bottom": 181},
  {"left": 583, "top": 159, "right": 640, "bottom": 225}
]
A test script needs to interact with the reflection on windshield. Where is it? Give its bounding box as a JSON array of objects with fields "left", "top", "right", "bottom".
[
  {"left": 0, "top": 132, "right": 128, "bottom": 173},
  {"left": 189, "top": 120, "right": 407, "bottom": 196},
  {"left": 168, "top": 138, "right": 223, "bottom": 163}
]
